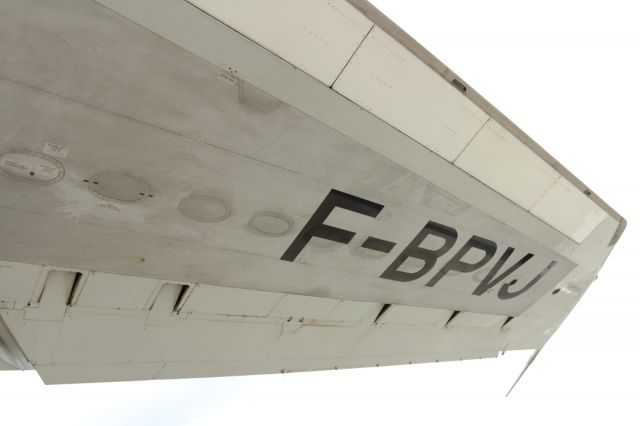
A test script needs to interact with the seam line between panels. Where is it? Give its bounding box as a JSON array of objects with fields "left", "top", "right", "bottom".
[{"left": 330, "top": 24, "right": 375, "bottom": 88}]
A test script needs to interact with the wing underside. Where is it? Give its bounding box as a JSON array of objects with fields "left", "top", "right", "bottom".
[{"left": 0, "top": 0, "right": 623, "bottom": 384}]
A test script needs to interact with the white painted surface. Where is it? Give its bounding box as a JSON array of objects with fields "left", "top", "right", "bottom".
[
  {"left": 0, "top": 263, "right": 536, "bottom": 383},
  {"left": 187, "top": 0, "right": 373, "bottom": 85},
  {"left": 531, "top": 177, "right": 608, "bottom": 242},
  {"left": 447, "top": 312, "right": 507, "bottom": 329},
  {"left": 0, "top": 261, "right": 43, "bottom": 303},
  {"left": 333, "top": 26, "right": 489, "bottom": 161},
  {"left": 181, "top": 285, "right": 283, "bottom": 317},
  {"left": 379, "top": 305, "right": 448, "bottom": 326},
  {"left": 325, "top": 300, "right": 377, "bottom": 322},
  {"left": 455, "top": 119, "right": 561, "bottom": 210},
  {"left": 76, "top": 272, "right": 159, "bottom": 310},
  {"left": 269, "top": 294, "right": 339, "bottom": 320}
]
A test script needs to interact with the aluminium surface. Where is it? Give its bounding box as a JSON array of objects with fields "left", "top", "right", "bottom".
[
  {"left": 0, "top": 0, "right": 624, "bottom": 384},
  {"left": 347, "top": 0, "right": 625, "bottom": 238}
]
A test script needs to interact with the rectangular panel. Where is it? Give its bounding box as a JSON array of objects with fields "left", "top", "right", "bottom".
[
  {"left": 379, "top": 305, "right": 449, "bottom": 326},
  {"left": 187, "top": 0, "right": 372, "bottom": 85},
  {"left": 333, "top": 26, "right": 489, "bottom": 161},
  {"left": 181, "top": 284, "right": 283, "bottom": 317},
  {"left": 269, "top": 294, "right": 340, "bottom": 320},
  {"left": 325, "top": 300, "right": 377, "bottom": 322},
  {"left": 454, "top": 119, "right": 561, "bottom": 210},
  {"left": 0, "top": 261, "right": 43, "bottom": 303},
  {"left": 447, "top": 312, "right": 507, "bottom": 329},
  {"left": 75, "top": 272, "right": 159, "bottom": 310},
  {"left": 530, "top": 177, "right": 608, "bottom": 242}
]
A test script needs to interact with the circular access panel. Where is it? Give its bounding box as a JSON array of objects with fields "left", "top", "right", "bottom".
[
  {"left": 88, "top": 172, "right": 150, "bottom": 203},
  {"left": 249, "top": 212, "right": 293, "bottom": 237},
  {"left": 0, "top": 151, "right": 64, "bottom": 184},
  {"left": 177, "top": 194, "right": 231, "bottom": 223}
]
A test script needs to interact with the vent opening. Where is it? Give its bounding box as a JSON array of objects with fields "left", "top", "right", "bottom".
[
  {"left": 66, "top": 272, "right": 83, "bottom": 306},
  {"left": 373, "top": 303, "right": 392, "bottom": 324},
  {"left": 444, "top": 310, "right": 461, "bottom": 328}
]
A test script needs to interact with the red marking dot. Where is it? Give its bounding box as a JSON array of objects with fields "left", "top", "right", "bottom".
[{"left": 29, "top": 171, "right": 35, "bottom": 176}]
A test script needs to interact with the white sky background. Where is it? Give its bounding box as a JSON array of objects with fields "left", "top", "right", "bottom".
[{"left": 2, "top": 0, "right": 639, "bottom": 424}]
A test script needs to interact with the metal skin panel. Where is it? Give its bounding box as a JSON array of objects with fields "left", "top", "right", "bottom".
[
  {"left": 344, "top": 0, "right": 624, "bottom": 243},
  {"left": 530, "top": 177, "right": 608, "bottom": 243},
  {"left": 0, "top": 264, "right": 510, "bottom": 383},
  {"left": 181, "top": 285, "right": 283, "bottom": 317},
  {"left": 447, "top": 312, "right": 507, "bottom": 330},
  {"left": 0, "top": 261, "right": 44, "bottom": 304},
  {"left": 333, "top": 26, "right": 489, "bottom": 161},
  {"left": 325, "top": 300, "right": 376, "bottom": 322},
  {"left": 0, "top": 0, "right": 624, "bottom": 384},
  {"left": 76, "top": 272, "right": 160, "bottom": 310},
  {"left": 379, "top": 306, "right": 448, "bottom": 326},
  {"left": 178, "top": 0, "right": 621, "bottom": 246},
  {"left": 186, "top": 0, "right": 373, "bottom": 86},
  {"left": 455, "top": 121, "right": 608, "bottom": 243},
  {"left": 454, "top": 119, "right": 560, "bottom": 211},
  {"left": 269, "top": 295, "right": 339, "bottom": 320}
]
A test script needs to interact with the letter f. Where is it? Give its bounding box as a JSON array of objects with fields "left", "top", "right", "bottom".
[{"left": 280, "top": 189, "right": 385, "bottom": 262}]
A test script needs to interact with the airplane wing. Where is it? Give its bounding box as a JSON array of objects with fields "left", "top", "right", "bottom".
[{"left": 0, "top": 0, "right": 625, "bottom": 384}]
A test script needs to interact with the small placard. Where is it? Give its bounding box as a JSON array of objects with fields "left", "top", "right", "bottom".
[
  {"left": 42, "top": 142, "right": 69, "bottom": 158},
  {"left": 1, "top": 157, "right": 30, "bottom": 171},
  {"left": 218, "top": 71, "right": 237, "bottom": 85}
]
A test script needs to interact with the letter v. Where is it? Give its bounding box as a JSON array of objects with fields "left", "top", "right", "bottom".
[{"left": 472, "top": 247, "right": 534, "bottom": 296}]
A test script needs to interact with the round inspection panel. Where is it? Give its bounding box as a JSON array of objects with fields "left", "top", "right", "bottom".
[
  {"left": 87, "top": 172, "right": 150, "bottom": 203},
  {"left": 0, "top": 151, "right": 64, "bottom": 184},
  {"left": 248, "top": 211, "right": 293, "bottom": 237},
  {"left": 177, "top": 194, "right": 231, "bottom": 223}
]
